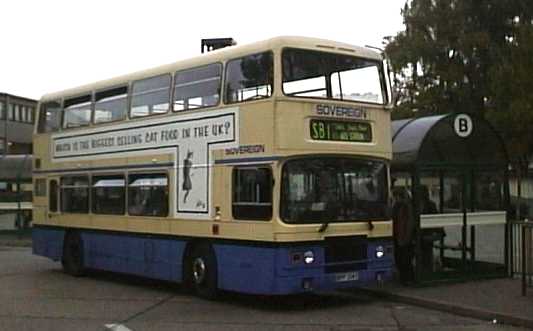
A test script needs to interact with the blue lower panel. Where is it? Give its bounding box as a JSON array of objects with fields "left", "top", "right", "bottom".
[
  {"left": 32, "top": 227, "right": 65, "bottom": 261},
  {"left": 32, "top": 227, "right": 186, "bottom": 282},
  {"left": 214, "top": 241, "right": 394, "bottom": 295},
  {"left": 82, "top": 232, "right": 186, "bottom": 282},
  {"left": 32, "top": 227, "right": 393, "bottom": 295}
]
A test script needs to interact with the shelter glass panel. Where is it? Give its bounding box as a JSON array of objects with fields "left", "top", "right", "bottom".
[
  {"left": 420, "top": 170, "right": 441, "bottom": 214},
  {"left": 474, "top": 171, "right": 504, "bottom": 211},
  {"left": 442, "top": 171, "right": 464, "bottom": 213}
]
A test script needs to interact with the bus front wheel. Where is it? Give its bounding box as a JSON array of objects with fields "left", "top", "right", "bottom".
[
  {"left": 62, "top": 232, "right": 85, "bottom": 277},
  {"left": 188, "top": 244, "right": 218, "bottom": 299}
]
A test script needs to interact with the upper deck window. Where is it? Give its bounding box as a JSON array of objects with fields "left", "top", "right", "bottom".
[
  {"left": 174, "top": 63, "right": 221, "bottom": 111},
  {"left": 64, "top": 95, "right": 92, "bottom": 128},
  {"left": 37, "top": 101, "right": 62, "bottom": 133},
  {"left": 131, "top": 74, "right": 171, "bottom": 117},
  {"left": 225, "top": 52, "right": 273, "bottom": 104},
  {"left": 282, "top": 48, "right": 386, "bottom": 104},
  {"left": 94, "top": 86, "right": 128, "bottom": 124}
]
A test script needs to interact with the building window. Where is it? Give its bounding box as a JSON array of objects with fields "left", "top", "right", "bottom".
[
  {"left": 37, "top": 101, "right": 62, "bottom": 133},
  {"left": 49, "top": 180, "right": 58, "bottom": 212},
  {"left": 225, "top": 52, "right": 273, "bottom": 104},
  {"left": 18, "top": 105, "right": 24, "bottom": 122},
  {"left": 0, "top": 102, "right": 4, "bottom": 120},
  {"left": 92, "top": 175, "right": 125, "bottom": 215},
  {"left": 232, "top": 167, "right": 272, "bottom": 220},
  {"left": 34, "top": 178, "right": 47, "bottom": 197},
  {"left": 94, "top": 86, "right": 128, "bottom": 124},
  {"left": 64, "top": 95, "right": 92, "bottom": 128},
  {"left": 61, "top": 176, "right": 89, "bottom": 213},
  {"left": 13, "top": 104, "right": 19, "bottom": 121},
  {"left": 131, "top": 74, "right": 171, "bottom": 117},
  {"left": 28, "top": 107, "right": 34, "bottom": 123},
  {"left": 21, "top": 106, "right": 27, "bottom": 122},
  {"left": 128, "top": 173, "right": 168, "bottom": 216},
  {"left": 7, "top": 104, "right": 14, "bottom": 121},
  {"left": 174, "top": 63, "right": 221, "bottom": 111}
]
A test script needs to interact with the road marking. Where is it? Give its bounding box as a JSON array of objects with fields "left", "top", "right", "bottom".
[{"left": 104, "top": 324, "right": 132, "bottom": 331}]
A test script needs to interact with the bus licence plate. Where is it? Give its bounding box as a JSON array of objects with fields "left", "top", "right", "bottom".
[{"left": 335, "top": 271, "right": 358, "bottom": 282}]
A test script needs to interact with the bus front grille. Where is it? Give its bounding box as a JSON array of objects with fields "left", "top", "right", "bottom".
[{"left": 324, "top": 236, "right": 367, "bottom": 273}]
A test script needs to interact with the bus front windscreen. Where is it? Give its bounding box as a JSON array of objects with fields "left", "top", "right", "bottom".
[
  {"left": 282, "top": 48, "right": 386, "bottom": 104},
  {"left": 281, "top": 158, "right": 388, "bottom": 224}
]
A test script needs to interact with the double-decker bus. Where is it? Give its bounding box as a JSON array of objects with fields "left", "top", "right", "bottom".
[{"left": 32, "top": 36, "right": 394, "bottom": 297}]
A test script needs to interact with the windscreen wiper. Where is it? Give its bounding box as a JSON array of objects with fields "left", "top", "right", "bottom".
[{"left": 318, "top": 221, "right": 329, "bottom": 233}]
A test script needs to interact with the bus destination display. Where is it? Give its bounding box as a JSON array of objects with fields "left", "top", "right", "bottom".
[{"left": 310, "top": 119, "right": 372, "bottom": 142}]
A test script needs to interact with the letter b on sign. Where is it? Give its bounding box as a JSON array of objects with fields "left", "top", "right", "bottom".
[{"left": 454, "top": 114, "right": 473, "bottom": 138}]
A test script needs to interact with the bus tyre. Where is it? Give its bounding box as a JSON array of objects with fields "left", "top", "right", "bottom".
[
  {"left": 189, "top": 244, "right": 218, "bottom": 299},
  {"left": 62, "top": 232, "right": 85, "bottom": 277}
]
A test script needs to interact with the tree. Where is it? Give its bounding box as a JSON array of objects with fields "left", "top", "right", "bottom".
[
  {"left": 487, "top": 21, "right": 533, "bottom": 168},
  {"left": 386, "top": 0, "right": 533, "bottom": 164}
]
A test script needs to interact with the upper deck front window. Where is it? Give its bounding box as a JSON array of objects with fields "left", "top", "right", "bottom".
[{"left": 282, "top": 48, "right": 386, "bottom": 105}]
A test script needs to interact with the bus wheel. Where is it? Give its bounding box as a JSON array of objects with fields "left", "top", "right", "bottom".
[
  {"left": 62, "top": 232, "right": 85, "bottom": 277},
  {"left": 189, "top": 244, "right": 218, "bottom": 299}
]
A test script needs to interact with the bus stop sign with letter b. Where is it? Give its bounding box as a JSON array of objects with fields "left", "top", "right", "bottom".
[{"left": 454, "top": 114, "right": 473, "bottom": 138}]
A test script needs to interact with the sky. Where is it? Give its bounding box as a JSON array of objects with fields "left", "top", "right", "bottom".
[{"left": 0, "top": 0, "right": 407, "bottom": 100}]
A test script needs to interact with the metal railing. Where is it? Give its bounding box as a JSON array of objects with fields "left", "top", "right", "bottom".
[{"left": 511, "top": 220, "right": 533, "bottom": 296}]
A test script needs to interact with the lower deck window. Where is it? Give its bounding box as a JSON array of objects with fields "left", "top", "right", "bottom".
[
  {"left": 61, "top": 176, "right": 89, "bottom": 213},
  {"left": 232, "top": 167, "right": 272, "bottom": 220},
  {"left": 92, "top": 175, "right": 125, "bottom": 215},
  {"left": 128, "top": 173, "right": 168, "bottom": 217}
]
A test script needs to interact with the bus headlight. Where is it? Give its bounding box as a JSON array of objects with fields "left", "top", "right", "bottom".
[
  {"left": 303, "top": 251, "right": 315, "bottom": 264},
  {"left": 375, "top": 246, "right": 385, "bottom": 258}
]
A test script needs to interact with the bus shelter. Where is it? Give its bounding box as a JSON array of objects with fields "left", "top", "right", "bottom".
[
  {"left": 391, "top": 113, "right": 509, "bottom": 283},
  {"left": 0, "top": 155, "right": 33, "bottom": 230}
]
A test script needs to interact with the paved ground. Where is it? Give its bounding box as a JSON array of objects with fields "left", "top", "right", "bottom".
[
  {"left": 0, "top": 246, "right": 528, "bottom": 331},
  {"left": 362, "top": 277, "right": 533, "bottom": 329}
]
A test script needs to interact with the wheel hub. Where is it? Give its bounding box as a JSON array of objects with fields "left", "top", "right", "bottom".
[{"left": 193, "top": 257, "right": 206, "bottom": 284}]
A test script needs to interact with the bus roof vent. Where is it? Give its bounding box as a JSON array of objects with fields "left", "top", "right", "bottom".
[{"left": 201, "top": 38, "right": 237, "bottom": 53}]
